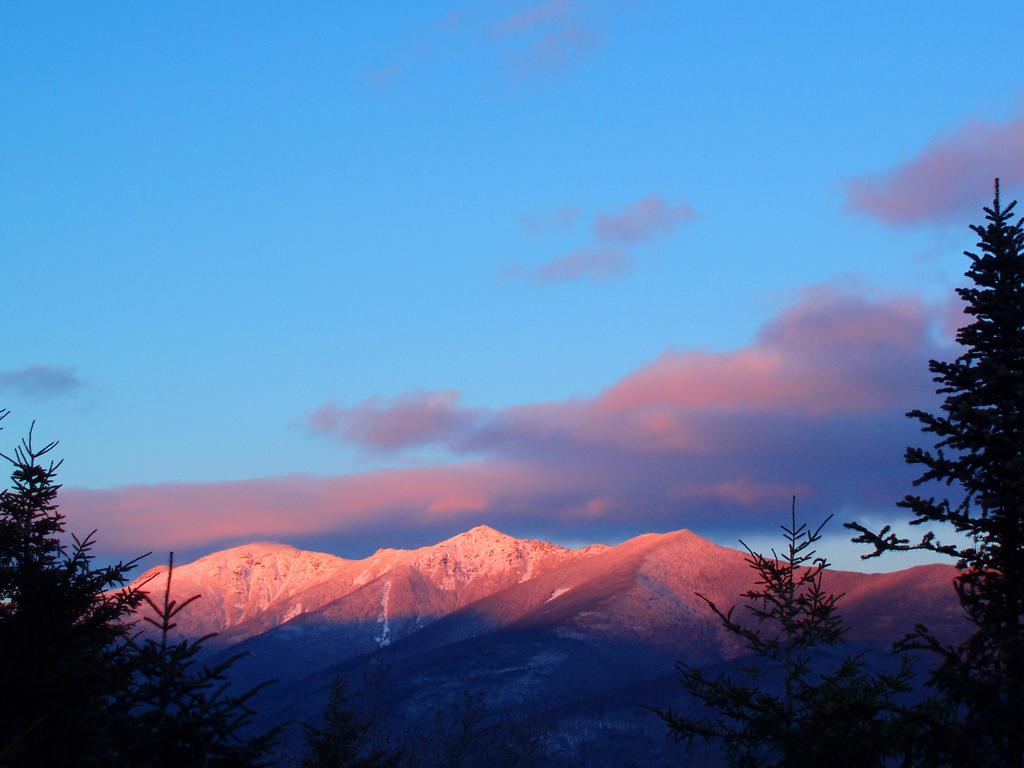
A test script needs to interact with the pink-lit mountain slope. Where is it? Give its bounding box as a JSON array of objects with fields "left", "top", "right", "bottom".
[
  {"left": 130, "top": 525, "right": 601, "bottom": 645},
  {"left": 225, "top": 526, "right": 963, "bottom": 760},
  {"left": 329, "top": 528, "right": 961, "bottom": 670},
  {"left": 131, "top": 524, "right": 962, "bottom": 677}
]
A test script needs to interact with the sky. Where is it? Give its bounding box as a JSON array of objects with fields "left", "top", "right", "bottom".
[{"left": 3, "top": 1, "right": 1024, "bottom": 570}]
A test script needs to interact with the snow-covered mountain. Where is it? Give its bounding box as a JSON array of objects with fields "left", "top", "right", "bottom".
[
  {"left": 130, "top": 524, "right": 961, "bottom": 674},
  {"left": 130, "top": 525, "right": 604, "bottom": 645},
  {"left": 129, "top": 525, "right": 963, "bottom": 767}
]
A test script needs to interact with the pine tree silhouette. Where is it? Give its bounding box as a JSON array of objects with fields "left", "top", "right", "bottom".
[
  {"left": 847, "top": 180, "right": 1024, "bottom": 767},
  {"left": 300, "top": 677, "right": 400, "bottom": 768},
  {"left": 0, "top": 415, "right": 144, "bottom": 766},
  {"left": 0, "top": 412, "right": 280, "bottom": 767},
  {"left": 113, "top": 553, "right": 279, "bottom": 767},
  {"left": 655, "top": 500, "right": 913, "bottom": 767}
]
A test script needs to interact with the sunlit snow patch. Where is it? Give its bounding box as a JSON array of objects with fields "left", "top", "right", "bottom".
[{"left": 375, "top": 581, "right": 392, "bottom": 647}]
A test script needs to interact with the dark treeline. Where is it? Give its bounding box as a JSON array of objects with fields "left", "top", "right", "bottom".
[{"left": 2, "top": 183, "right": 1023, "bottom": 766}]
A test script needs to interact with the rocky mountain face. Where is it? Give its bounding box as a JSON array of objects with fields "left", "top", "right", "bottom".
[{"left": 128, "top": 526, "right": 963, "bottom": 766}]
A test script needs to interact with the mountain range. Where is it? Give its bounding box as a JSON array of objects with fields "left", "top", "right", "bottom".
[{"left": 130, "top": 525, "right": 964, "bottom": 766}]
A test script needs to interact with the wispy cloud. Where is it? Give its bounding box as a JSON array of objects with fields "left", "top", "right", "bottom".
[
  {"left": 507, "top": 193, "right": 694, "bottom": 284},
  {"left": 594, "top": 194, "right": 696, "bottom": 244},
  {"left": 309, "top": 390, "right": 476, "bottom": 450},
  {"left": 845, "top": 114, "right": 1024, "bottom": 225},
  {"left": 370, "top": 0, "right": 614, "bottom": 87},
  {"left": 0, "top": 364, "right": 82, "bottom": 398},
  {"left": 503, "top": 247, "right": 631, "bottom": 283},
  {"left": 491, "top": 0, "right": 599, "bottom": 79},
  {"left": 492, "top": 0, "right": 576, "bottom": 35},
  {"left": 66, "top": 284, "right": 949, "bottom": 560}
]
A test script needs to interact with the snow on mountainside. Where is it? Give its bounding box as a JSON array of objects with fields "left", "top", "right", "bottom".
[
  {"left": 129, "top": 525, "right": 600, "bottom": 644},
  {"left": 225, "top": 526, "right": 963, "bottom": 761},
  {"left": 131, "top": 523, "right": 961, "bottom": 670},
  {"left": 131, "top": 542, "right": 353, "bottom": 639},
  {"left": 404, "top": 524, "right": 581, "bottom": 588}
]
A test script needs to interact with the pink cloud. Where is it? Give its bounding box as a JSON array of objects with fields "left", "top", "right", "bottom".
[
  {"left": 535, "top": 248, "right": 630, "bottom": 282},
  {"left": 64, "top": 285, "right": 949, "bottom": 560},
  {"left": 845, "top": 115, "right": 1024, "bottom": 224},
  {"left": 598, "top": 289, "right": 929, "bottom": 417},
  {"left": 313, "top": 287, "right": 936, "bottom": 459},
  {"left": 942, "top": 293, "right": 971, "bottom": 340},
  {"left": 371, "top": 0, "right": 613, "bottom": 88},
  {"left": 504, "top": 248, "right": 631, "bottom": 284},
  {"left": 492, "top": 0, "right": 576, "bottom": 35},
  {"left": 308, "top": 285, "right": 938, "bottom": 468},
  {"left": 594, "top": 194, "right": 695, "bottom": 244},
  {"left": 579, "top": 496, "right": 615, "bottom": 518},
  {"left": 308, "top": 390, "right": 473, "bottom": 450},
  {"left": 511, "top": 21, "right": 596, "bottom": 78},
  {"left": 425, "top": 495, "right": 491, "bottom": 517},
  {"left": 671, "top": 479, "right": 812, "bottom": 507},
  {"left": 491, "top": 0, "right": 599, "bottom": 78},
  {"left": 62, "top": 462, "right": 563, "bottom": 555}
]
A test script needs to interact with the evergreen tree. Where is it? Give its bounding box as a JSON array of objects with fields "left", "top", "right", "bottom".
[
  {"left": 0, "top": 413, "right": 279, "bottom": 767},
  {"left": 300, "top": 677, "right": 400, "bottom": 768},
  {"left": 114, "top": 554, "right": 279, "bottom": 767},
  {"left": 655, "top": 501, "right": 913, "bottom": 767},
  {"left": 847, "top": 181, "right": 1024, "bottom": 767},
  {"left": 0, "top": 415, "right": 143, "bottom": 766}
]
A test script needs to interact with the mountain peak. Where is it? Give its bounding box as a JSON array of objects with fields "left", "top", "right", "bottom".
[
  {"left": 442, "top": 524, "right": 514, "bottom": 544},
  {"left": 195, "top": 540, "right": 299, "bottom": 559},
  {"left": 400, "top": 524, "right": 573, "bottom": 591},
  {"left": 129, "top": 540, "right": 353, "bottom": 634}
]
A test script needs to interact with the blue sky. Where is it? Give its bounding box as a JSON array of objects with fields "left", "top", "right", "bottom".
[{"left": 2, "top": 2, "right": 1022, "bottom": 567}]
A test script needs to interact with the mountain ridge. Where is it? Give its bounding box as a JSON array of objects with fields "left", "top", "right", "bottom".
[
  {"left": 129, "top": 524, "right": 964, "bottom": 766},
  {"left": 129, "top": 524, "right": 960, "bottom": 657},
  {"left": 130, "top": 524, "right": 612, "bottom": 643}
]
